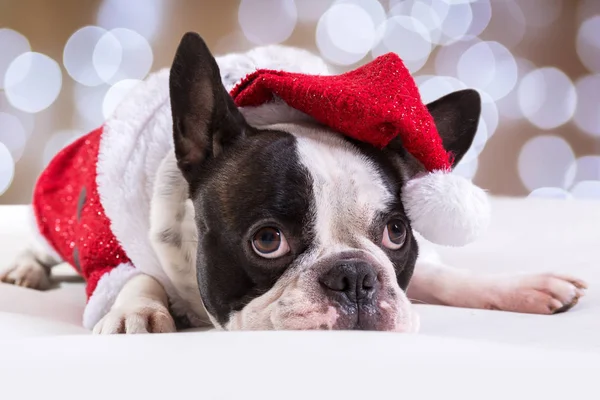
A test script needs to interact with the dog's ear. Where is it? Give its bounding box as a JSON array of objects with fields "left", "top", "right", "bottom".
[
  {"left": 426, "top": 89, "right": 481, "bottom": 167},
  {"left": 169, "top": 32, "right": 248, "bottom": 187},
  {"left": 386, "top": 89, "right": 481, "bottom": 178}
]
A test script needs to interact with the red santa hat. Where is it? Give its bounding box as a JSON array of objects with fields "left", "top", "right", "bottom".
[{"left": 230, "top": 53, "right": 490, "bottom": 246}]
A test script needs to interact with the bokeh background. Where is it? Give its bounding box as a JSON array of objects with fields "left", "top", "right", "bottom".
[{"left": 1, "top": 0, "right": 599, "bottom": 204}]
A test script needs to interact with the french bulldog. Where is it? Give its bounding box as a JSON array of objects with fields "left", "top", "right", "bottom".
[{"left": 1, "top": 32, "right": 587, "bottom": 333}]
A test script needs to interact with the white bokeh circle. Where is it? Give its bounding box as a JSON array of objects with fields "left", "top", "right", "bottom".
[
  {"left": 97, "top": 0, "right": 166, "bottom": 42},
  {"left": 576, "top": 16, "right": 600, "bottom": 74},
  {"left": 482, "top": 0, "right": 525, "bottom": 49},
  {"left": 74, "top": 83, "right": 110, "bottom": 129},
  {"left": 297, "top": 0, "right": 335, "bottom": 22},
  {"left": 63, "top": 26, "right": 107, "bottom": 87},
  {"left": 437, "top": 1, "right": 473, "bottom": 46},
  {"left": 528, "top": 187, "right": 572, "bottom": 200},
  {"left": 317, "top": 3, "right": 375, "bottom": 66},
  {"left": 0, "top": 29, "right": 30, "bottom": 90},
  {"left": 565, "top": 156, "right": 600, "bottom": 188},
  {"left": 0, "top": 112, "right": 27, "bottom": 162},
  {"left": 417, "top": 75, "right": 467, "bottom": 104},
  {"left": 496, "top": 58, "right": 536, "bottom": 120},
  {"left": 102, "top": 79, "right": 142, "bottom": 119},
  {"left": 518, "top": 135, "right": 575, "bottom": 191},
  {"left": 3, "top": 52, "right": 62, "bottom": 113},
  {"left": 93, "top": 28, "right": 153, "bottom": 85},
  {"left": 573, "top": 74, "right": 600, "bottom": 137},
  {"left": 0, "top": 142, "right": 15, "bottom": 196},
  {"left": 457, "top": 41, "right": 517, "bottom": 101},
  {"left": 238, "top": 0, "right": 297, "bottom": 45},
  {"left": 464, "top": 0, "right": 492, "bottom": 39},
  {"left": 570, "top": 181, "right": 600, "bottom": 200},
  {"left": 372, "top": 16, "right": 432, "bottom": 73},
  {"left": 518, "top": 67, "right": 577, "bottom": 130}
]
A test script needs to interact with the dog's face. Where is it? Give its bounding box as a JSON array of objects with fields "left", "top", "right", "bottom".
[{"left": 169, "top": 33, "right": 480, "bottom": 331}]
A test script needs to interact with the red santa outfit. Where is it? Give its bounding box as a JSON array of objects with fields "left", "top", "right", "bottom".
[{"left": 31, "top": 47, "right": 489, "bottom": 330}]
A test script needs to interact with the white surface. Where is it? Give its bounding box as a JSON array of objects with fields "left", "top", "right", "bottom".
[{"left": 0, "top": 198, "right": 599, "bottom": 399}]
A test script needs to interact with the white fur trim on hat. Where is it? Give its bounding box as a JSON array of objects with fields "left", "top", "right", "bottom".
[
  {"left": 82, "top": 263, "right": 140, "bottom": 330},
  {"left": 401, "top": 171, "right": 491, "bottom": 247}
]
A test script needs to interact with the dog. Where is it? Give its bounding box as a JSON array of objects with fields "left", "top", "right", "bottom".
[{"left": 0, "top": 32, "right": 588, "bottom": 333}]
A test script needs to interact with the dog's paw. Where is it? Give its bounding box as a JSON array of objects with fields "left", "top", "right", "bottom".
[
  {"left": 93, "top": 299, "right": 176, "bottom": 334},
  {"left": 0, "top": 262, "right": 51, "bottom": 290},
  {"left": 492, "top": 273, "right": 588, "bottom": 315}
]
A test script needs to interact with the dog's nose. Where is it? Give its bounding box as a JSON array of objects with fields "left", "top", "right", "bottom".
[{"left": 319, "top": 260, "right": 378, "bottom": 303}]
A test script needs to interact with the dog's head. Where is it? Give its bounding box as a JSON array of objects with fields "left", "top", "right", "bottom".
[{"left": 169, "top": 33, "right": 481, "bottom": 331}]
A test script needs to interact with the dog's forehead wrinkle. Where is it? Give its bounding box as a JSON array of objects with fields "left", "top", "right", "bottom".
[{"left": 277, "top": 122, "right": 392, "bottom": 248}]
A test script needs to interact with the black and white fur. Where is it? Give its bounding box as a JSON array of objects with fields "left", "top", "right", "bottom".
[{"left": 1, "top": 33, "right": 587, "bottom": 333}]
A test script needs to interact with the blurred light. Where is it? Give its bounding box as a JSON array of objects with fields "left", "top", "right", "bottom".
[
  {"left": 4, "top": 52, "right": 62, "bottom": 114},
  {"left": 518, "top": 67, "right": 577, "bottom": 130},
  {"left": 339, "top": 0, "right": 386, "bottom": 27},
  {"left": 518, "top": 135, "right": 575, "bottom": 191},
  {"left": 436, "top": 1, "right": 473, "bottom": 46},
  {"left": 576, "top": 0, "right": 600, "bottom": 26},
  {"left": 496, "top": 58, "right": 535, "bottom": 120},
  {"left": 239, "top": 0, "right": 297, "bottom": 45},
  {"left": 97, "top": 0, "right": 166, "bottom": 42},
  {"left": 43, "top": 130, "right": 85, "bottom": 167},
  {"left": 0, "top": 94, "right": 35, "bottom": 137},
  {"left": 464, "top": 0, "right": 492, "bottom": 39},
  {"left": 417, "top": 75, "right": 466, "bottom": 104},
  {"left": 93, "top": 28, "right": 153, "bottom": 85},
  {"left": 317, "top": 3, "right": 375, "bottom": 66},
  {"left": 63, "top": 26, "right": 107, "bottom": 87},
  {"left": 0, "top": 29, "right": 30, "bottom": 90},
  {"left": 0, "top": 112, "right": 27, "bottom": 162},
  {"left": 573, "top": 74, "right": 600, "bottom": 137},
  {"left": 453, "top": 157, "right": 478, "bottom": 181},
  {"left": 434, "top": 38, "right": 481, "bottom": 77},
  {"left": 528, "top": 187, "right": 573, "bottom": 200},
  {"left": 457, "top": 41, "right": 517, "bottom": 101},
  {"left": 519, "top": 0, "right": 562, "bottom": 28},
  {"left": 73, "top": 83, "right": 109, "bottom": 128},
  {"left": 482, "top": 0, "right": 525, "bottom": 49},
  {"left": 372, "top": 16, "right": 431, "bottom": 72},
  {"left": 565, "top": 156, "right": 600, "bottom": 188},
  {"left": 102, "top": 79, "right": 142, "bottom": 119},
  {"left": 0, "top": 142, "right": 15, "bottom": 196},
  {"left": 389, "top": 1, "right": 442, "bottom": 45},
  {"left": 297, "top": 0, "right": 335, "bottom": 22},
  {"left": 576, "top": 16, "right": 600, "bottom": 74},
  {"left": 570, "top": 181, "right": 600, "bottom": 200}
]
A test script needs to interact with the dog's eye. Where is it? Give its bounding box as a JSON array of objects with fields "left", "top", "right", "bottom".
[
  {"left": 252, "top": 227, "right": 290, "bottom": 258},
  {"left": 382, "top": 220, "right": 407, "bottom": 250}
]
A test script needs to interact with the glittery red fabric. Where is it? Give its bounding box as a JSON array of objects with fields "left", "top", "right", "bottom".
[
  {"left": 230, "top": 52, "right": 452, "bottom": 172},
  {"left": 32, "top": 127, "right": 130, "bottom": 299}
]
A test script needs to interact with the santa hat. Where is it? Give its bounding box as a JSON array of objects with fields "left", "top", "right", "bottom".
[{"left": 230, "top": 53, "right": 490, "bottom": 246}]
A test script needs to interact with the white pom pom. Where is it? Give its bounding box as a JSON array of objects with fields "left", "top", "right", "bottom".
[{"left": 401, "top": 171, "right": 491, "bottom": 247}]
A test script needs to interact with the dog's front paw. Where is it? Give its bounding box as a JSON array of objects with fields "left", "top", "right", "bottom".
[
  {"left": 492, "top": 273, "right": 588, "bottom": 315},
  {"left": 93, "top": 299, "right": 176, "bottom": 334},
  {"left": 0, "top": 262, "right": 51, "bottom": 290}
]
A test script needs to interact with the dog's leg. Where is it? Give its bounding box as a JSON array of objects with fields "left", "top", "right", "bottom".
[
  {"left": 408, "top": 261, "right": 588, "bottom": 314},
  {"left": 0, "top": 243, "right": 62, "bottom": 290},
  {"left": 93, "top": 273, "right": 176, "bottom": 334}
]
